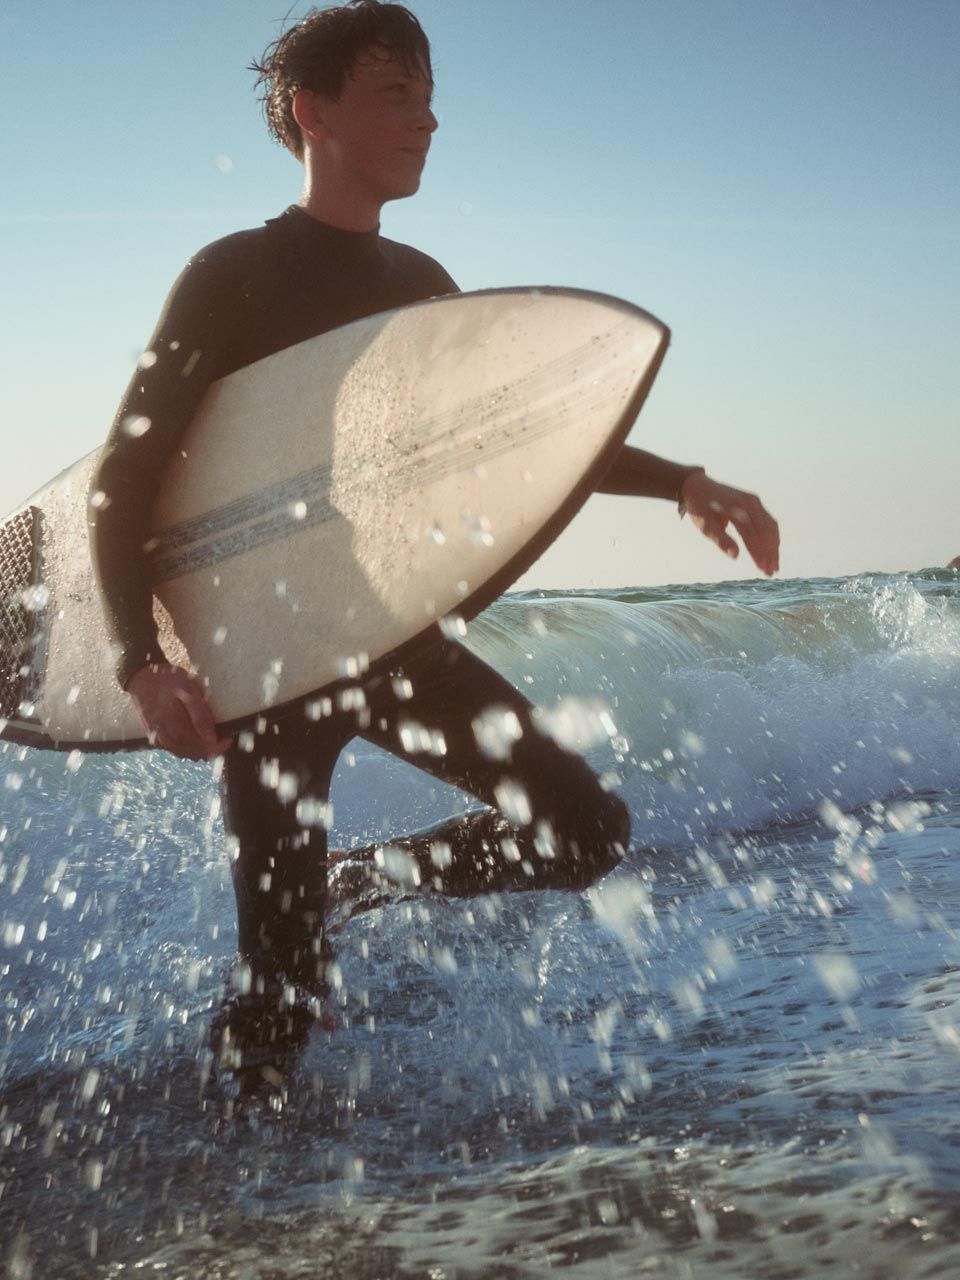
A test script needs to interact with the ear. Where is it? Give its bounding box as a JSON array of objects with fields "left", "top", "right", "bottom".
[{"left": 292, "top": 90, "right": 328, "bottom": 145}]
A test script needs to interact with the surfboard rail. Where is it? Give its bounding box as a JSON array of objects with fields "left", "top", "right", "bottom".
[{"left": 0, "top": 286, "right": 670, "bottom": 753}]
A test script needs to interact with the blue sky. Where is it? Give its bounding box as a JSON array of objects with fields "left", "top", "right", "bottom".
[{"left": 2, "top": 0, "right": 958, "bottom": 586}]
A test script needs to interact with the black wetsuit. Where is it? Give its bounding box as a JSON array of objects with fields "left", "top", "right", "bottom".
[{"left": 90, "top": 206, "right": 692, "bottom": 988}]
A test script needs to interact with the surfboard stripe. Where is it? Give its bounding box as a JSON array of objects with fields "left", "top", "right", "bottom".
[
  {"left": 149, "top": 316, "right": 639, "bottom": 582},
  {"left": 149, "top": 346, "right": 632, "bottom": 581}
]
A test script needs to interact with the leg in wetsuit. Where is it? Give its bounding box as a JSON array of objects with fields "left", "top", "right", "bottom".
[{"left": 220, "top": 638, "right": 629, "bottom": 989}]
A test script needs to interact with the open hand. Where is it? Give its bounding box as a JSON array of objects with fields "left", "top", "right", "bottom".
[
  {"left": 680, "top": 472, "right": 780, "bottom": 577},
  {"left": 127, "top": 663, "right": 232, "bottom": 760}
]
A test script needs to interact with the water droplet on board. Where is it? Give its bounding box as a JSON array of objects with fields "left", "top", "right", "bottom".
[
  {"left": 289, "top": 501, "right": 307, "bottom": 521},
  {"left": 20, "top": 584, "right": 50, "bottom": 612},
  {"left": 211, "top": 626, "right": 228, "bottom": 646},
  {"left": 466, "top": 514, "right": 494, "bottom": 547},
  {"left": 427, "top": 522, "right": 446, "bottom": 545},
  {"left": 138, "top": 350, "right": 158, "bottom": 369},
  {"left": 90, "top": 490, "right": 110, "bottom": 510}
]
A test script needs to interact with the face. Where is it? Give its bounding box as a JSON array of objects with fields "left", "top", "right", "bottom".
[{"left": 306, "top": 46, "right": 437, "bottom": 205}]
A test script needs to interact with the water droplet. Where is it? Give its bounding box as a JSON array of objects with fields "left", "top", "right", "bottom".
[
  {"left": 813, "top": 953, "right": 860, "bottom": 1001},
  {"left": 749, "top": 876, "right": 777, "bottom": 908},
  {"left": 121, "top": 414, "right": 152, "bottom": 438},
  {"left": 398, "top": 719, "right": 446, "bottom": 756},
  {"left": 472, "top": 705, "right": 522, "bottom": 761},
  {"left": 467, "top": 514, "right": 494, "bottom": 547},
  {"left": 20, "top": 583, "right": 50, "bottom": 612},
  {"left": 534, "top": 697, "right": 617, "bottom": 751},
  {"left": 680, "top": 730, "right": 705, "bottom": 756},
  {"left": 493, "top": 779, "right": 532, "bottom": 826},
  {"left": 296, "top": 797, "right": 333, "bottom": 828},
  {"left": 429, "top": 841, "right": 452, "bottom": 869},
  {"left": 3, "top": 921, "right": 25, "bottom": 946},
  {"left": 533, "top": 820, "right": 557, "bottom": 860},
  {"left": 427, "top": 522, "right": 446, "bottom": 545},
  {"left": 289, "top": 500, "right": 307, "bottom": 521},
  {"left": 374, "top": 845, "right": 421, "bottom": 887},
  {"left": 439, "top": 613, "right": 467, "bottom": 640},
  {"left": 90, "top": 489, "right": 110, "bottom": 510},
  {"left": 391, "top": 677, "right": 414, "bottom": 701},
  {"left": 211, "top": 625, "right": 228, "bottom": 646},
  {"left": 138, "top": 350, "right": 158, "bottom": 369},
  {"left": 276, "top": 771, "right": 298, "bottom": 803},
  {"left": 214, "top": 153, "right": 234, "bottom": 173},
  {"left": 337, "top": 652, "right": 369, "bottom": 679}
]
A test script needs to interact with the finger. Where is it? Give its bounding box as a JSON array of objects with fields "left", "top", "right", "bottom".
[
  {"left": 157, "top": 718, "right": 209, "bottom": 761},
  {"left": 722, "top": 495, "right": 777, "bottom": 571},
  {"left": 716, "top": 530, "right": 740, "bottom": 559},
  {"left": 175, "top": 684, "right": 223, "bottom": 759},
  {"left": 181, "top": 697, "right": 230, "bottom": 759},
  {"left": 146, "top": 690, "right": 210, "bottom": 760},
  {"left": 697, "top": 514, "right": 739, "bottom": 560},
  {"left": 733, "top": 507, "right": 780, "bottom": 575}
]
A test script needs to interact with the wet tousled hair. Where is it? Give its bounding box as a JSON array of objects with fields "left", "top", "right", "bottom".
[{"left": 251, "top": 1, "right": 432, "bottom": 159}]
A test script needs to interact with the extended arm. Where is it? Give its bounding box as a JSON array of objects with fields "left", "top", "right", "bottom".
[{"left": 598, "top": 444, "right": 780, "bottom": 577}]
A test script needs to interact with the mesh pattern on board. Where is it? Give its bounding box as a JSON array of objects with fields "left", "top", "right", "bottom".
[{"left": 0, "top": 508, "right": 40, "bottom": 720}]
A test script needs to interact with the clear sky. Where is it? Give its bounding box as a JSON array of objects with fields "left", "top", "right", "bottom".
[{"left": 2, "top": 0, "right": 958, "bottom": 588}]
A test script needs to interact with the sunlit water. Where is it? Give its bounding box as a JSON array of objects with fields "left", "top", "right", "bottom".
[{"left": 2, "top": 571, "right": 960, "bottom": 1278}]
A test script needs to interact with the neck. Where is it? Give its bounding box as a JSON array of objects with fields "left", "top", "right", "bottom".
[{"left": 298, "top": 166, "right": 382, "bottom": 233}]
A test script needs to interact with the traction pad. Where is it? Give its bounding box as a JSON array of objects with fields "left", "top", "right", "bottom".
[{"left": 0, "top": 507, "right": 44, "bottom": 721}]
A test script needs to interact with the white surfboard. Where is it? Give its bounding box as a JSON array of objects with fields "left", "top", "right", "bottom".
[{"left": 0, "top": 287, "right": 669, "bottom": 751}]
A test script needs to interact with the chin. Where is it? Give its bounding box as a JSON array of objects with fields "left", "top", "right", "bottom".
[{"left": 382, "top": 176, "right": 422, "bottom": 203}]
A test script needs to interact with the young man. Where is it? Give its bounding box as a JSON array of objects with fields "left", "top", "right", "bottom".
[{"left": 89, "top": 1, "right": 779, "bottom": 996}]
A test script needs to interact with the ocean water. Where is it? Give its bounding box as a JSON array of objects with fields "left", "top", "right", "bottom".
[{"left": 2, "top": 570, "right": 960, "bottom": 1279}]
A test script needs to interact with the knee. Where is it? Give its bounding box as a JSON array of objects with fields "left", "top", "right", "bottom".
[{"left": 550, "top": 790, "right": 630, "bottom": 891}]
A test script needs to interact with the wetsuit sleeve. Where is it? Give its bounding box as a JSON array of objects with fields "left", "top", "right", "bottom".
[
  {"left": 88, "top": 251, "right": 239, "bottom": 689},
  {"left": 597, "top": 445, "right": 703, "bottom": 502}
]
